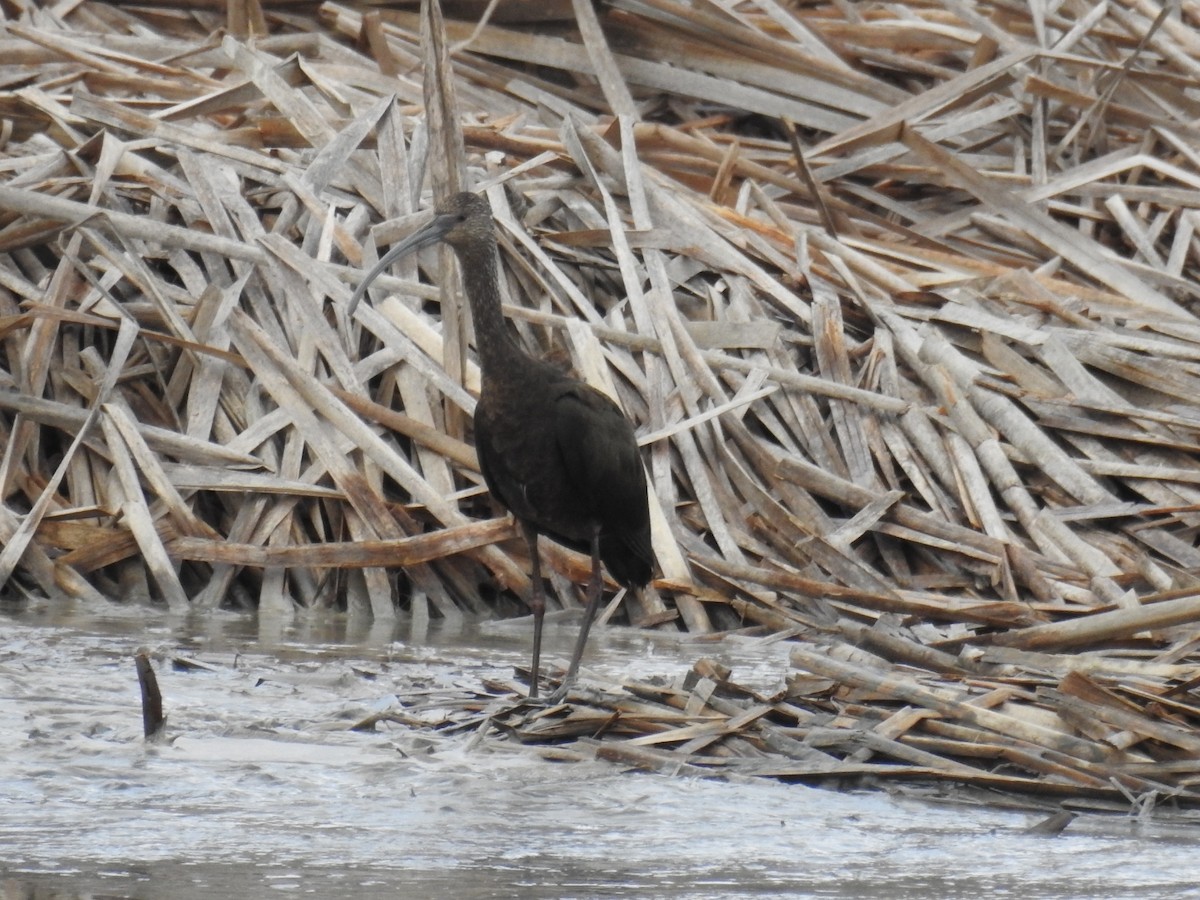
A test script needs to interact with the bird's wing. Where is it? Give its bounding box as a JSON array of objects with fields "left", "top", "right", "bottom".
[{"left": 552, "top": 383, "right": 648, "bottom": 530}]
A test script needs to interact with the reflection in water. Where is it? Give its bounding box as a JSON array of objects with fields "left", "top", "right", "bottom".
[{"left": 1, "top": 605, "right": 1196, "bottom": 900}]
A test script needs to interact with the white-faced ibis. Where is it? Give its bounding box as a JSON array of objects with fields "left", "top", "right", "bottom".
[{"left": 349, "top": 192, "right": 655, "bottom": 699}]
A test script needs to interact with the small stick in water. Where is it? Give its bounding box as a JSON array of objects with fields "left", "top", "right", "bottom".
[{"left": 135, "top": 650, "right": 166, "bottom": 740}]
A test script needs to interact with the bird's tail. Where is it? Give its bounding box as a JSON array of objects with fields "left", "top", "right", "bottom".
[{"left": 599, "top": 531, "right": 655, "bottom": 590}]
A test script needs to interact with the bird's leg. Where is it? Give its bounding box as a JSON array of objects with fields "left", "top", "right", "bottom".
[
  {"left": 523, "top": 523, "right": 545, "bottom": 700},
  {"left": 557, "top": 527, "right": 604, "bottom": 697}
]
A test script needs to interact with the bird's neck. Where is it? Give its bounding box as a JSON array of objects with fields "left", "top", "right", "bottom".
[{"left": 458, "top": 239, "right": 524, "bottom": 375}]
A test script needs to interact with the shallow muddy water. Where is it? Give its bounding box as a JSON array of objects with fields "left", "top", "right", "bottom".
[{"left": 2, "top": 603, "right": 1198, "bottom": 899}]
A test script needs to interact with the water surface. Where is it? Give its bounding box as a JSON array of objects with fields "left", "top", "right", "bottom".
[{"left": 2, "top": 604, "right": 1197, "bottom": 899}]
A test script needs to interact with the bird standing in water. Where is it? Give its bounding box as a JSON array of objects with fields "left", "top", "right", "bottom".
[{"left": 349, "top": 192, "right": 655, "bottom": 698}]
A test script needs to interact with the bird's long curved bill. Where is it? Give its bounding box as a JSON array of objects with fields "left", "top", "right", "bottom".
[{"left": 347, "top": 213, "right": 455, "bottom": 315}]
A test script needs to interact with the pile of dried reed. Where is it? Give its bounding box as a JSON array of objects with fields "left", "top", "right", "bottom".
[
  {"left": 357, "top": 646, "right": 1200, "bottom": 816},
  {"left": 3, "top": 0, "right": 1200, "bottom": 807}
]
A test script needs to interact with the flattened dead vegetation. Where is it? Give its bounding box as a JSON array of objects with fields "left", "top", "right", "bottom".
[{"left": 3, "top": 0, "right": 1200, "bottom": 811}]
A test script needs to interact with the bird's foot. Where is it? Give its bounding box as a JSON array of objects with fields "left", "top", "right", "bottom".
[
  {"left": 515, "top": 673, "right": 574, "bottom": 708},
  {"left": 502, "top": 689, "right": 564, "bottom": 714},
  {"left": 542, "top": 673, "right": 577, "bottom": 705}
]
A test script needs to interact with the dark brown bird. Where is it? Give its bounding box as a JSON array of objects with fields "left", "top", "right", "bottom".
[{"left": 349, "top": 192, "right": 655, "bottom": 699}]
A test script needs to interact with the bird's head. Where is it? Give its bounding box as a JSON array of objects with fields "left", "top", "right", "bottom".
[
  {"left": 348, "top": 191, "right": 493, "bottom": 314},
  {"left": 428, "top": 191, "right": 494, "bottom": 250}
]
